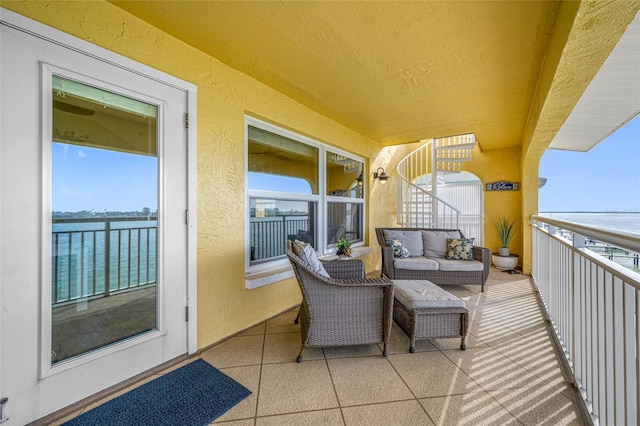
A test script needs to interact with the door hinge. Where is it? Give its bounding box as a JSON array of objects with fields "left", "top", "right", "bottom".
[
  {"left": 185, "top": 209, "right": 189, "bottom": 225},
  {"left": 185, "top": 306, "right": 189, "bottom": 322},
  {"left": 185, "top": 113, "right": 189, "bottom": 129}
]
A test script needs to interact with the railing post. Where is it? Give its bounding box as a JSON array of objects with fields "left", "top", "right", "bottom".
[
  {"left": 282, "top": 215, "right": 287, "bottom": 254},
  {"left": 431, "top": 138, "right": 439, "bottom": 227},
  {"left": 396, "top": 177, "right": 403, "bottom": 225},
  {"left": 104, "top": 218, "right": 111, "bottom": 297}
]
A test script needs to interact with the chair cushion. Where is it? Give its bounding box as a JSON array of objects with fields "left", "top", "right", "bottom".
[
  {"left": 383, "top": 230, "right": 423, "bottom": 256},
  {"left": 386, "top": 239, "right": 410, "bottom": 258},
  {"left": 393, "top": 279, "right": 466, "bottom": 309},
  {"left": 421, "top": 230, "right": 462, "bottom": 258},
  {"left": 434, "top": 258, "right": 484, "bottom": 272},
  {"left": 394, "top": 257, "right": 439, "bottom": 271},
  {"left": 446, "top": 237, "right": 474, "bottom": 260},
  {"left": 292, "top": 240, "right": 330, "bottom": 278}
]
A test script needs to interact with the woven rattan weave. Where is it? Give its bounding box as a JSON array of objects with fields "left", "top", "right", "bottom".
[
  {"left": 393, "top": 296, "right": 468, "bottom": 352},
  {"left": 286, "top": 241, "right": 394, "bottom": 362},
  {"left": 376, "top": 227, "right": 490, "bottom": 291}
]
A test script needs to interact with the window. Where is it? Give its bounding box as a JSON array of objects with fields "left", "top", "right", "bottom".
[
  {"left": 51, "top": 75, "right": 160, "bottom": 364},
  {"left": 246, "top": 117, "right": 365, "bottom": 272}
]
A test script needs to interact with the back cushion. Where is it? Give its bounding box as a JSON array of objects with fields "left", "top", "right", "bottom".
[
  {"left": 422, "top": 230, "right": 462, "bottom": 258},
  {"left": 382, "top": 230, "right": 423, "bottom": 256},
  {"left": 292, "top": 240, "right": 330, "bottom": 278}
]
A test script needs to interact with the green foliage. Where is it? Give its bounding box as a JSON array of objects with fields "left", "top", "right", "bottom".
[
  {"left": 336, "top": 237, "right": 352, "bottom": 255},
  {"left": 495, "top": 216, "right": 518, "bottom": 248}
]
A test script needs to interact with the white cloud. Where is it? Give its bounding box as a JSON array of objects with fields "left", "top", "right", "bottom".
[{"left": 77, "top": 150, "right": 87, "bottom": 158}]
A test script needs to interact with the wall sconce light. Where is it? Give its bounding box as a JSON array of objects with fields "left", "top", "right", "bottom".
[
  {"left": 373, "top": 167, "right": 389, "bottom": 184},
  {"left": 356, "top": 173, "right": 363, "bottom": 187}
]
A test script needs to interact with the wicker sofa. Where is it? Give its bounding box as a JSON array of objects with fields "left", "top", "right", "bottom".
[{"left": 375, "top": 227, "right": 490, "bottom": 292}]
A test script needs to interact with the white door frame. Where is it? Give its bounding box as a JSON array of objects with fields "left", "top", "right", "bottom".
[
  {"left": 1, "top": 7, "right": 197, "bottom": 354},
  {"left": 0, "top": 6, "right": 198, "bottom": 420}
]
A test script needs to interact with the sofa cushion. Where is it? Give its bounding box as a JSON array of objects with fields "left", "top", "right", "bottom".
[
  {"left": 383, "top": 230, "right": 423, "bottom": 256},
  {"left": 393, "top": 279, "right": 466, "bottom": 309},
  {"left": 292, "top": 240, "right": 330, "bottom": 278},
  {"left": 422, "top": 230, "right": 462, "bottom": 258},
  {"left": 394, "top": 257, "right": 439, "bottom": 271},
  {"left": 446, "top": 237, "right": 475, "bottom": 260},
  {"left": 386, "top": 239, "right": 411, "bottom": 258},
  {"left": 434, "top": 258, "right": 484, "bottom": 272}
]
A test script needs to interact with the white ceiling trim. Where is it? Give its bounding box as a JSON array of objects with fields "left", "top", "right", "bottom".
[{"left": 550, "top": 10, "right": 640, "bottom": 152}]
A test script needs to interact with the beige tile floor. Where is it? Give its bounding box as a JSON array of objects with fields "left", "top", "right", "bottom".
[{"left": 56, "top": 268, "right": 584, "bottom": 426}]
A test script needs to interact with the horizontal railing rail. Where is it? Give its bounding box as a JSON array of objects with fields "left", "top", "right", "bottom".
[
  {"left": 531, "top": 215, "right": 640, "bottom": 425},
  {"left": 52, "top": 216, "right": 157, "bottom": 305}
]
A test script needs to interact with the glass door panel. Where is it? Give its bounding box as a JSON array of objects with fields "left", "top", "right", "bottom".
[{"left": 51, "top": 76, "right": 159, "bottom": 364}]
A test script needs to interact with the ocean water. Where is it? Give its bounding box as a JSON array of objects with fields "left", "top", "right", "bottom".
[
  {"left": 539, "top": 212, "right": 640, "bottom": 234},
  {"left": 539, "top": 212, "right": 640, "bottom": 273},
  {"left": 52, "top": 220, "right": 157, "bottom": 303}
]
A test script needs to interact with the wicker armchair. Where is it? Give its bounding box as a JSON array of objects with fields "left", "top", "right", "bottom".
[{"left": 286, "top": 240, "right": 394, "bottom": 362}]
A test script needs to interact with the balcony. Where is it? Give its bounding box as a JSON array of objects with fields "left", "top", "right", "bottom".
[
  {"left": 53, "top": 268, "right": 584, "bottom": 425},
  {"left": 45, "top": 214, "right": 640, "bottom": 425},
  {"left": 51, "top": 217, "right": 158, "bottom": 363},
  {"left": 532, "top": 215, "right": 640, "bottom": 425}
]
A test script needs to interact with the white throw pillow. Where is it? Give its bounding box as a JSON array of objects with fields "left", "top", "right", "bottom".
[
  {"left": 382, "top": 230, "right": 423, "bottom": 256},
  {"left": 293, "top": 240, "right": 330, "bottom": 278}
]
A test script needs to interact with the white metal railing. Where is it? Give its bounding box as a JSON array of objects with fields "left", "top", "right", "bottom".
[
  {"left": 531, "top": 215, "right": 640, "bottom": 425},
  {"left": 396, "top": 134, "right": 476, "bottom": 229},
  {"left": 434, "top": 134, "right": 476, "bottom": 172},
  {"left": 52, "top": 217, "right": 157, "bottom": 305}
]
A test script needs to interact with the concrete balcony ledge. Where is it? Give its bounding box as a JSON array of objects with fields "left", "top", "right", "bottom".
[{"left": 319, "top": 245, "right": 373, "bottom": 261}]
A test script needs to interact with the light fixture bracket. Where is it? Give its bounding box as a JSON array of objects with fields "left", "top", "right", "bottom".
[{"left": 373, "top": 167, "right": 389, "bottom": 184}]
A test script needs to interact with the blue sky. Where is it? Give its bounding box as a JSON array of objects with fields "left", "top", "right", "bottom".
[
  {"left": 52, "top": 143, "right": 157, "bottom": 212},
  {"left": 538, "top": 115, "right": 640, "bottom": 212},
  {"left": 53, "top": 116, "right": 640, "bottom": 213}
]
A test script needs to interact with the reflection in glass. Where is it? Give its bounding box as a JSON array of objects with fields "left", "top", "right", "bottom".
[
  {"left": 247, "top": 126, "right": 319, "bottom": 194},
  {"left": 326, "top": 152, "right": 364, "bottom": 199},
  {"left": 249, "top": 198, "right": 316, "bottom": 264},
  {"left": 51, "top": 76, "right": 158, "bottom": 364},
  {"left": 327, "top": 202, "right": 363, "bottom": 246}
]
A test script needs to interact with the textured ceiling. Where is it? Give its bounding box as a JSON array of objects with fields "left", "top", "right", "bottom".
[{"left": 108, "top": 1, "right": 571, "bottom": 150}]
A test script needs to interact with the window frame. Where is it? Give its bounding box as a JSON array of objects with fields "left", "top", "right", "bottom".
[{"left": 245, "top": 116, "right": 366, "bottom": 274}]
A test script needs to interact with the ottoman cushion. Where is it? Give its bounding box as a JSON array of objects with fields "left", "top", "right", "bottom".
[{"left": 393, "top": 279, "right": 466, "bottom": 309}]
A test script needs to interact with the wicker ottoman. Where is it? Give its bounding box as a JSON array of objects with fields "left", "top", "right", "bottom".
[{"left": 392, "top": 280, "right": 468, "bottom": 352}]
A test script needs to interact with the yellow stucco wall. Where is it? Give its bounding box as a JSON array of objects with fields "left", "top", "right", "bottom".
[
  {"left": 1, "top": 0, "right": 387, "bottom": 348},
  {"left": 5, "top": 0, "right": 637, "bottom": 350},
  {"left": 466, "top": 146, "right": 523, "bottom": 262}
]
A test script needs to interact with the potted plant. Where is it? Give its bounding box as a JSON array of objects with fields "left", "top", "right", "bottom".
[
  {"left": 495, "top": 215, "right": 518, "bottom": 256},
  {"left": 335, "top": 237, "right": 352, "bottom": 259},
  {"left": 493, "top": 216, "right": 519, "bottom": 270}
]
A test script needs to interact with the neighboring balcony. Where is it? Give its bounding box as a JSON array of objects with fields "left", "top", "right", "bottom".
[{"left": 51, "top": 216, "right": 158, "bottom": 363}]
